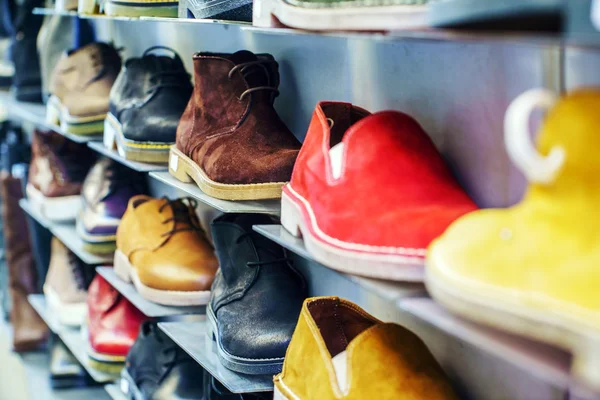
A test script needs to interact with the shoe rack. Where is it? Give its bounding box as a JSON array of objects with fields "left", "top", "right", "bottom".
[{"left": 3, "top": 4, "right": 600, "bottom": 400}]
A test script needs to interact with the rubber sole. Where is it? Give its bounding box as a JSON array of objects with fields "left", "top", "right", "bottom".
[
  {"left": 104, "top": 113, "right": 172, "bottom": 163},
  {"left": 46, "top": 96, "right": 106, "bottom": 136},
  {"left": 114, "top": 249, "right": 211, "bottom": 306},
  {"left": 76, "top": 217, "right": 117, "bottom": 255},
  {"left": 281, "top": 186, "right": 425, "bottom": 282},
  {"left": 253, "top": 0, "right": 427, "bottom": 30},
  {"left": 206, "top": 304, "right": 285, "bottom": 375},
  {"left": 104, "top": 0, "right": 178, "bottom": 16},
  {"left": 26, "top": 183, "right": 81, "bottom": 222},
  {"left": 169, "top": 146, "right": 286, "bottom": 200},
  {"left": 425, "top": 248, "right": 600, "bottom": 391},
  {"left": 43, "top": 285, "right": 87, "bottom": 327}
]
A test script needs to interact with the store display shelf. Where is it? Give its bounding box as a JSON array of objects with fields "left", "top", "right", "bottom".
[
  {"left": 87, "top": 142, "right": 168, "bottom": 172},
  {"left": 397, "top": 297, "right": 575, "bottom": 390},
  {"left": 104, "top": 384, "right": 127, "bottom": 400},
  {"left": 60, "top": 327, "right": 120, "bottom": 383},
  {"left": 32, "top": 7, "right": 78, "bottom": 16},
  {"left": 27, "top": 294, "right": 118, "bottom": 384},
  {"left": 28, "top": 294, "right": 63, "bottom": 334},
  {"left": 96, "top": 267, "right": 206, "bottom": 318},
  {"left": 252, "top": 224, "right": 426, "bottom": 302},
  {"left": 149, "top": 171, "right": 280, "bottom": 215},
  {"left": 0, "top": 91, "right": 101, "bottom": 143},
  {"left": 158, "top": 321, "right": 274, "bottom": 393},
  {"left": 20, "top": 199, "right": 113, "bottom": 265}
]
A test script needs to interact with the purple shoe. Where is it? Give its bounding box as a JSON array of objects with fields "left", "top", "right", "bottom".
[{"left": 77, "top": 158, "right": 147, "bottom": 254}]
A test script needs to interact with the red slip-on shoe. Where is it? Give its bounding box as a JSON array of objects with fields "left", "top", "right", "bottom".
[
  {"left": 86, "top": 274, "right": 147, "bottom": 371},
  {"left": 281, "top": 102, "right": 478, "bottom": 282}
]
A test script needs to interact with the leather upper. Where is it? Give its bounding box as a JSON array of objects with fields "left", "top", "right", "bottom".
[
  {"left": 109, "top": 47, "right": 192, "bottom": 143},
  {"left": 209, "top": 214, "right": 307, "bottom": 360},
  {"left": 28, "top": 130, "right": 96, "bottom": 197},
  {"left": 44, "top": 237, "right": 94, "bottom": 304},
  {"left": 427, "top": 89, "right": 600, "bottom": 331},
  {"left": 175, "top": 51, "right": 301, "bottom": 185},
  {"left": 125, "top": 322, "right": 205, "bottom": 399},
  {"left": 49, "top": 42, "right": 121, "bottom": 117},
  {"left": 286, "top": 101, "right": 478, "bottom": 255},
  {"left": 274, "top": 297, "right": 458, "bottom": 399},
  {"left": 87, "top": 274, "right": 147, "bottom": 357},
  {"left": 116, "top": 196, "right": 218, "bottom": 292},
  {"left": 80, "top": 157, "right": 147, "bottom": 235}
]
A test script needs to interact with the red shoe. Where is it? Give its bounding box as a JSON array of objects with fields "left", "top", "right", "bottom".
[
  {"left": 86, "top": 274, "right": 147, "bottom": 372},
  {"left": 282, "top": 102, "right": 477, "bottom": 281}
]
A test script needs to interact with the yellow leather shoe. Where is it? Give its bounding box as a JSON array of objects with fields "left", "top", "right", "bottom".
[
  {"left": 114, "top": 195, "right": 218, "bottom": 306},
  {"left": 274, "top": 297, "right": 457, "bottom": 400},
  {"left": 427, "top": 88, "right": 600, "bottom": 390}
]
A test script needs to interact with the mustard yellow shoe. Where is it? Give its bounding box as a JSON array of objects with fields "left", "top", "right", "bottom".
[
  {"left": 426, "top": 88, "right": 600, "bottom": 390},
  {"left": 274, "top": 297, "right": 457, "bottom": 400}
]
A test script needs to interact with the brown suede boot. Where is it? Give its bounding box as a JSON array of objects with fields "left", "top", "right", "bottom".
[
  {"left": 170, "top": 50, "right": 301, "bottom": 201},
  {"left": 1, "top": 172, "right": 48, "bottom": 352}
]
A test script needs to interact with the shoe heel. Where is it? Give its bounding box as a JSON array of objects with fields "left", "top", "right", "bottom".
[
  {"left": 168, "top": 149, "right": 193, "bottom": 183},
  {"left": 280, "top": 190, "right": 302, "bottom": 238},
  {"left": 252, "top": 0, "right": 278, "bottom": 27},
  {"left": 113, "top": 249, "right": 132, "bottom": 283}
]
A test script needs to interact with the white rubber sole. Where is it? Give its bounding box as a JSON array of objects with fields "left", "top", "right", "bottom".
[
  {"left": 46, "top": 96, "right": 106, "bottom": 135},
  {"left": 426, "top": 251, "right": 600, "bottom": 391},
  {"left": 281, "top": 187, "right": 425, "bottom": 282},
  {"left": 43, "top": 285, "right": 87, "bottom": 327},
  {"left": 253, "top": 0, "right": 427, "bottom": 30},
  {"left": 26, "top": 183, "right": 81, "bottom": 222},
  {"left": 78, "top": 0, "right": 97, "bottom": 14},
  {"left": 113, "top": 249, "right": 211, "bottom": 306}
]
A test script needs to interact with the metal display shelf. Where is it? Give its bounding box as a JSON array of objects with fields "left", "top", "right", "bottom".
[
  {"left": 32, "top": 7, "right": 78, "bottom": 16},
  {"left": 252, "top": 224, "right": 427, "bottom": 302},
  {"left": 60, "top": 327, "right": 120, "bottom": 383},
  {"left": 397, "top": 297, "right": 576, "bottom": 391},
  {"left": 158, "top": 321, "right": 274, "bottom": 393},
  {"left": 149, "top": 171, "right": 281, "bottom": 215},
  {"left": 28, "top": 294, "right": 63, "bottom": 334},
  {"left": 96, "top": 267, "right": 206, "bottom": 318},
  {"left": 0, "top": 92, "right": 101, "bottom": 143},
  {"left": 104, "top": 384, "right": 127, "bottom": 400},
  {"left": 27, "top": 294, "right": 119, "bottom": 384},
  {"left": 20, "top": 199, "right": 113, "bottom": 265},
  {"left": 87, "top": 141, "right": 168, "bottom": 172}
]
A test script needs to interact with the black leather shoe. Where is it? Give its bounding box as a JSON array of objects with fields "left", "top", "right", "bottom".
[
  {"left": 105, "top": 46, "right": 192, "bottom": 164},
  {"left": 122, "top": 321, "right": 205, "bottom": 400},
  {"left": 208, "top": 214, "right": 307, "bottom": 375}
]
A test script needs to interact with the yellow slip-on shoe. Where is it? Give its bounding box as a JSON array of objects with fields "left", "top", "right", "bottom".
[
  {"left": 274, "top": 297, "right": 457, "bottom": 400},
  {"left": 426, "top": 88, "right": 600, "bottom": 390}
]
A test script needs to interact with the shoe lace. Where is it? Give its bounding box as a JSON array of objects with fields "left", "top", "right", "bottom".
[
  {"left": 67, "top": 252, "right": 89, "bottom": 291},
  {"left": 101, "top": 161, "right": 145, "bottom": 200},
  {"left": 142, "top": 46, "right": 191, "bottom": 95},
  {"left": 158, "top": 197, "right": 208, "bottom": 246},
  {"left": 228, "top": 60, "right": 280, "bottom": 102},
  {"left": 234, "top": 232, "right": 291, "bottom": 268}
]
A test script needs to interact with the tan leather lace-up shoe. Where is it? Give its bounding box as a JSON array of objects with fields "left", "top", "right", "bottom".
[
  {"left": 114, "top": 196, "right": 218, "bottom": 306},
  {"left": 47, "top": 42, "right": 121, "bottom": 136}
]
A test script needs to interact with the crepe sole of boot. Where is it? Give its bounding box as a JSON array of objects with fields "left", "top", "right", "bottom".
[
  {"left": 103, "top": 113, "right": 171, "bottom": 163},
  {"left": 169, "top": 146, "right": 286, "bottom": 200},
  {"left": 253, "top": 0, "right": 427, "bottom": 31},
  {"left": 426, "top": 250, "right": 600, "bottom": 390},
  {"left": 280, "top": 186, "right": 425, "bottom": 282},
  {"left": 113, "top": 249, "right": 211, "bottom": 306}
]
